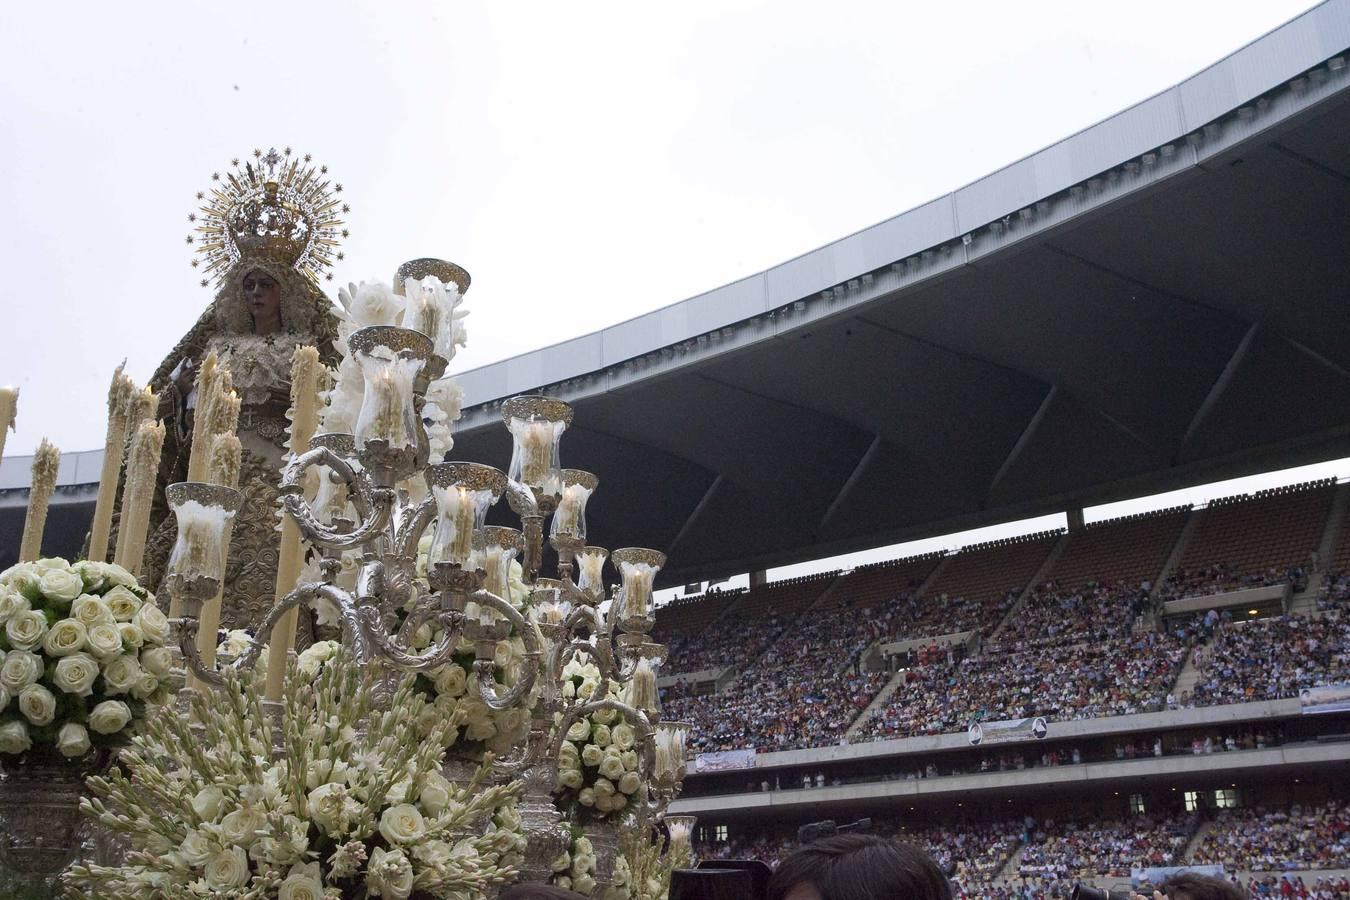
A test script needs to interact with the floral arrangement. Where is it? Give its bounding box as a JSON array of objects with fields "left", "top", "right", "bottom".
[
  {"left": 408, "top": 557, "right": 536, "bottom": 758},
  {"left": 554, "top": 655, "right": 644, "bottom": 820},
  {"left": 0, "top": 557, "right": 173, "bottom": 759},
  {"left": 550, "top": 827, "right": 680, "bottom": 900},
  {"left": 65, "top": 646, "right": 526, "bottom": 898},
  {"left": 550, "top": 832, "right": 599, "bottom": 897}
]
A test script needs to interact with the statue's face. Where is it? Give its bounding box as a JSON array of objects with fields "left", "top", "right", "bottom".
[{"left": 242, "top": 268, "right": 282, "bottom": 330}]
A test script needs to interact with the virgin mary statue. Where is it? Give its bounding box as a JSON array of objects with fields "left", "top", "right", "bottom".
[{"left": 138, "top": 148, "right": 345, "bottom": 642}]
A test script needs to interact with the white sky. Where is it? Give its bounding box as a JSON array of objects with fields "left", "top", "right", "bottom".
[{"left": 3, "top": 0, "right": 1343, "bottom": 587}]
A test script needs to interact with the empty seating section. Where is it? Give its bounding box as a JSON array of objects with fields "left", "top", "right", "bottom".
[
  {"left": 887, "top": 531, "right": 1060, "bottom": 642},
  {"left": 652, "top": 587, "right": 743, "bottom": 644},
  {"left": 1047, "top": 507, "right": 1189, "bottom": 590},
  {"left": 1164, "top": 480, "right": 1334, "bottom": 599},
  {"left": 816, "top": 552, "right": 943, "bottom": 612}
]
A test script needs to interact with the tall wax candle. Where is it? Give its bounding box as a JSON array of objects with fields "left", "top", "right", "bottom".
[
  {"left": 0, "top": 386, "right": 17, "bottom": 465},
  {"left": 88, "top": 367, "right": 134, "bottom": 562},
  {"left": 18, "top": 439, "right": 60, "bottom": 562},
  {"left": 265, "top": 346, "right": 323, "bottom": 702},
  {"left": 186, "top": 353, "right": 220, "bottom": 483},
  {"left": 192, "top": 433, "right": 242, "bottom": 692},
  {"left": 114, "top": 421, "right": 165, "bottom": 577}
]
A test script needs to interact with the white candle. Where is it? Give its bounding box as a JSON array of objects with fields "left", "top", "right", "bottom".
[
  {"left": 18, "top": 439, "right": 59, "bottom": 563},
  {"left": 510, "top": 419, "right": 555, "bottom": 487},
  {"left": 482, "top": 544, "right": 509, "bottom": 598},
  {"left": 577, "top": 550, "right": 606, "bottom": 594},
  {"left": 553, "top": 482, "right": 590, "bottom": 537},
  {"left": 0, "top": 386, "right": 17, "bottom": 464},
  {"left": 621, "top": 562, "right": 656, "bottom": 621},
  {"left": 433, "top": 484, "right": 476, "bottom": 564},
  {"left": 356, "top": 354, "right": 421, "bottom": 450},
  {"left": 626, "top": 657, "right": 659, "bottom": 715},
  {"left": 168, "top": 500, "right": 233, "bottom": 584}
]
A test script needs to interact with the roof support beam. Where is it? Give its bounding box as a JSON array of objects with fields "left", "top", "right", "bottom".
[
  {"left": 1283, "top": 335, "right": 1350, "bottom": 382},
  {"left": 986, "top": 384, "right": 1058, "bottom": 505},
  {"left": 1177, "top": 322, "right": 1259, "bottom": 459},
  {"left": 666, "top": 475, "right": 723, "bottom": 559},
  {"left": 816, "top": 433, "right": 884, "bottom": 539}
]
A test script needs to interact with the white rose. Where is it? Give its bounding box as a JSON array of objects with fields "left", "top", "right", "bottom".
[
  {"left": 42, "top": 618, "right": 87, "bottom": 656},
  {"left": 434, "top": 663, "right": 467, "bottom": 697},
  {"left": 56, "top": 722, "right": 91, "bottom": 758},
  {"left": 0, "top": 685, "right": 8, "bottom": 711},
  {"left": 378, "top": 803, "right": 426, "bottom": 845},
  {"left": 574, "top": 874, "right": 598, "bottom": 896},
  {"left": 101, "top": 563, "right": 137, "bottom": 587},
  {"left": 38, "top": 568, "right": 84, "bottom": 604},
  {"left": 18, "top": 683, "right": 56, "bottom": 726},
  {"left": 33, "top": 557, "right": 69, "bottom": 571},
  {"left": 0, "top": 587, "right": 28, "bottom": 623},
  {"left": 418, "top": 771, "right": 453, "bottom": 816},
  {"left": 139, "top": 646, "right": 172, "bottom": 677},
  {"left": 53, "top": 652, "right": 100, "bottom": 696},
  {"left": 132, "top": 603, "right": 170, "bottom": 644},
  {"left": 581, "top": 743, "right": 604, "bottom": 767},
  {"left": 118, "top": 622, "right": 145, "bottom": 649},
  {"left": 88, "top": 699, "right": 132, "bottom": 735},
  {"left": 592, "top": 723, "right": 612, "bottom": 747},
  {"left": 193, "top": 785, "right": 225, "bottom": 821},
  {"left": 567, "top": 719, "right": 591, "bottom": 742},
  {"left": 0, "top": 650, "right": 42, "bottom": 692},
  {"left": 578, "top": 787, "right": 596, "bottom": 807},
  {"left": 307, "top": 782, "right": 349, "bottom": 836},
  {"left": 621, "top": 749, "right": 639, "bottom": 771},
  {"left": 220, "top": 806, "right": 266, "bottom": 848},
  {"left": 598, "top": 751, "right": 625, "bottom": 781},
  {"left": 103, "top": 585, "right": 143, "bottom": 621},
  {"left": 617, "top": 770, "right": 642, "bottom": 795},
  {"left": 86, "top": 622, "right": 124, "bottom": 659},
  {"left": 557, "top": 768, "right": 584, "bottom": 790},
  {"left": 610, "top": 722, "right": 636, "bottom": 751},
  {"left": 131, "top": 672, "right": 161, "bottom": 700},
  {"left": 204, "top": 845, "right": 250, "bottom": 890},
  {"left": 101, "top": 654, "right": 141, "bottom": 695},
  {"left": 367, "top": 846, "right": 414, "bottom": 899},
  {"left": 551, "top": 850, "right": 572, "bottom": 873},
  {"left": 5, "top": 609, "right": 48, "bottom": 651},
  {"left": 0, "top": 719, "right": 31, "bottom": 754},
  {"left": 71, "top": 595, "right": 115, "bottom": 627},
  {"left": 178, "top": 829, "right": 213, "bottom": 866},
  {"left": 278, "top": 862, "right": 324, "bottom": 900}
]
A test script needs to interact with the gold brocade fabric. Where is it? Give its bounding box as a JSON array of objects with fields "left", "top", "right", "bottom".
[{"left": 138, "top": 260, "right": 339, "bottom": 648}]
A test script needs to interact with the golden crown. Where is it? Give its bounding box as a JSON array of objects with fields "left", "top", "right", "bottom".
[{"left": 187, "top": 147, "right": 348, "bottom": 287}]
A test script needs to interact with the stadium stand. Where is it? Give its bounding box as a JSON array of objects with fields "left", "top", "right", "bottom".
[
  {"left": 1190, "top": 800, "right": 1350, "bottom": 872},
  {"left": 1160, "top": 481, "right": 1334, "bottom": 600}
]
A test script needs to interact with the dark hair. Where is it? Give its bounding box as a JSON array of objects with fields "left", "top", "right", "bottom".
[
  {"left": 767, "top": 834, "right": 953, "bottom": 900},
  {"left": 1158, "top": 873, "right": 1248, "bottom": 900},
  {"left": 498, "top": 885, "right": 590, "bottom": 900}
]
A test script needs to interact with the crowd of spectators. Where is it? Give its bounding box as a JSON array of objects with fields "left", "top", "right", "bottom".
[
  {"left": 660, "top": 607, "right": 792, "bottom": 675},
  {"left": 1017, "top": 814, "right": 1193, "bottom": 879},
  {"left": 985, "top": 581, "right": 1150, "bottom": 653},
  {"left": 1187, "top": 611, "right": 1350, "bottom": 707},
  {"left": 858, "top": 631, "right": 1189, "bottom": 741},
  {"left": 1191, "top": 801, "right": 1350, "bottom": 872},
  {"left": 677, "top": 593, "right": 900, "bottom": 751}
]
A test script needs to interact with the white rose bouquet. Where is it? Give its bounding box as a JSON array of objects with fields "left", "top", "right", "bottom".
[
  {"left": 0, "top": 558, "right": 172, "bottom": 759},
  {"left": 409, "top": 550, "right": 537, "bottom": 758},
  {"left": 66, "top": 646, "right": 527, "bottom": 898},
  {"left": 553, "top": 655, "right": 644, "bottom": 821}
]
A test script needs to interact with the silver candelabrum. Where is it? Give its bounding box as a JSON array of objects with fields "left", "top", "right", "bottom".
[{"left": 162, "top": 322, "right": 692, "bottom": 885}]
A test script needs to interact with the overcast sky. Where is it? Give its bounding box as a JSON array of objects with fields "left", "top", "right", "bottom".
[{"left": 0, "top": 0, "right": 1328, "bottom": 456}]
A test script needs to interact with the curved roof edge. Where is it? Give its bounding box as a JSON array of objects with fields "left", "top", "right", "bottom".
[{"left": 450, "top": 0, "right": 1350, "bottom": 428}]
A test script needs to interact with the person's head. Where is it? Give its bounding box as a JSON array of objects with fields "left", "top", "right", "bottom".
[
  {"left": 766, "top": 834, "right": 952, "bottom": 900},
  {"left": 1158, "top": 873, "right": 1249, "bottom": 900},
  {"left": 242, "top": 267, "right": 283, "bottom": 332}
]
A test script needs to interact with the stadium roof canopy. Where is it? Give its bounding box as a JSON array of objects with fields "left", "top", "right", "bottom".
[
  {"left": 4, "top": 2, "right": 1350, "bottom": 584},
  {"left": 454, "top": 2, "right": 1350, "bottom": 587}
]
